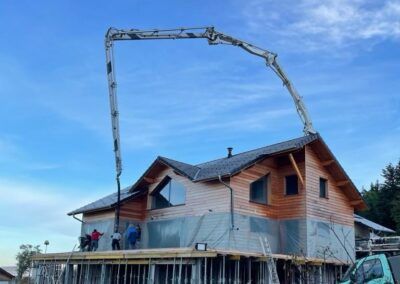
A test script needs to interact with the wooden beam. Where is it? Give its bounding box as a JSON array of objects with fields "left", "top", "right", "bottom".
[
  {"left": 350, "top": 200, "right": 363, "bottom": 206},
  {"left": 321, "top": 159, "right": 334, "bottom": 166},
  {"left": 229, "top": 255, "right": 241, "bottom": 260},
  {"left": 143, "top": 177, "right": 155, "bottom": 183},
  {"left": 336, "top": 180, "right": 350, "bottom": 187},
  {"left": 289, "top": 153, "right": 304, "bottom": 186}
]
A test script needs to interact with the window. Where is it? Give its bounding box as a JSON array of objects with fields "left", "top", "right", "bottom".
[
  {"left": 151, "top": 177, "right": 186, "bottom": 209},
  {"left": 319, "top": 178, "right": 328, "bottom": 198},
  {"left": 361, "top": 259, "right": 384, "bottom": 282},
  {"left": 285, "top": 175, "right": 298, "bottom": 195},
  {"left": 352, "top": 258, "right": 384, "bottom": 283},
  {"left": 250, "top": 176, "right": 268, "bottom": 204}
]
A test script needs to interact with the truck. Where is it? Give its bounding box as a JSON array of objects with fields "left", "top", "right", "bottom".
[{"left": 339, "top": 253, "right": 400, "bottom": 283}]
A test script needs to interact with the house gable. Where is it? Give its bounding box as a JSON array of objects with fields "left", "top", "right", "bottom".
[
  {"left": 146, "top": 166, "right": 230, "bottom": 220},
  {"left": 230, "top": 150, "right": 306, "bottom": 220},
  {"left": 305, "top": 143, "right": 358, "bottom": 226}
]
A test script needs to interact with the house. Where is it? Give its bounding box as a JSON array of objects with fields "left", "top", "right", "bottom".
[
  {"left": 33, "top": 133, "right": 366, "bottom": 282},
  {"left": 0, "top": 267, "right": 16, "bottom": 284},
  {"left": 68, "top": 133, "right": 365, "bottom": 263},
  {"left": 354, "top": 214, "right": 395, "bottom": 240},
  {"left": 354, "top": 214, "right": 398, "bottom": 256}
]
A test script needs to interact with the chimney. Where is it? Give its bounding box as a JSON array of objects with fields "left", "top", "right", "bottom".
[{"left": 227, "top": 147, "right": 233, "bottom": 158}]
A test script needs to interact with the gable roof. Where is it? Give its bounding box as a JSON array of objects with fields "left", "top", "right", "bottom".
[
  {"left": 70, "top": 133, "right": 366, "bottom": 215},
  {"left": 158, "top": 157, "right": 200, "bottom": 180},
  {"left": 193, "top": 134, "right": 318, "bottom": 181},
  {"left": 67, "top": 187, "right": 139, "bottom": 215},
  {"left": 0, "top": 267, "right": 16, "bottom": 280},
  {"left": 156, "top": 134, "right": 319, "bottom": 183},
  {"left": 354, "top": 214, "right": 395, "bottom": 233}
]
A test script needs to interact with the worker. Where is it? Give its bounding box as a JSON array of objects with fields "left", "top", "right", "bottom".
[
  {"left": 90, "top": 229, "right": 103, "bottom": 251},
  {"left": 126, "top": 225, "right": 137, "bottom": 249},
  {"left": 110, "top": 230, "right": 121, "bottom": 250},
  {"left": 135, "top": 224, "right": 141, "bottom": 248},
  {"left": 79, "top": 234, "right": 92, "bottom": 252}
]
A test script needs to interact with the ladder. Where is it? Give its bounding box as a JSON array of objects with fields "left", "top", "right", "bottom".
[{"left": 259, "top": 236, "right": 280, "bottom": 284}]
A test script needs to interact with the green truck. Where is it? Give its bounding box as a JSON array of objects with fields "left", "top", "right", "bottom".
[{"left": 339, "top": 254, "right": 400, "bottom": 283}]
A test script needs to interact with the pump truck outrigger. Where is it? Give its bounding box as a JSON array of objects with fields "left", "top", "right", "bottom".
[{"left": 104, "top": 26, "right": 317, "bottom": 231}]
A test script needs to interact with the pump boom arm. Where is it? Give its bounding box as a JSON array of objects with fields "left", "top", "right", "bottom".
[{"left": 105, "top": 26, "right": 316, "bottom": 230}]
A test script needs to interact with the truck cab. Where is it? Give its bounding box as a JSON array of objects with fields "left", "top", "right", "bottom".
[{"left": 340, "top": 254, "right": 399, "bottom": 283}]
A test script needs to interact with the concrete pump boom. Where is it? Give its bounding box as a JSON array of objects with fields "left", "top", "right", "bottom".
[{"left": 104, "top": 26, "right": 316, "bottom": 230}]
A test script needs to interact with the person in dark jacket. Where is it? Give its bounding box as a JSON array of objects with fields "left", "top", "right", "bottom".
[
  {"left": 79, "top": 234, "right": 91, "bottom": 251},
  {"left": 126, "top": 225, "right": 137, "bottom": 249}
]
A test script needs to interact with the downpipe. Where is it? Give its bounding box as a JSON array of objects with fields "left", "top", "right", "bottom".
[
  {"left": 72, "top": 214, "right": 85, "bottom": 224},
  {"left": 218, "top": 175, "right": 235, "bottom": 230}
]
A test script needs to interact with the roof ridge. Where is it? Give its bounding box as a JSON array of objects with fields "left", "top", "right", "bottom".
[
  {"left": 195, "top": 134, "right": 318, "bottom": 167},
  {"left": 158, "top": 156, "right": 200, "bottom": 169}
]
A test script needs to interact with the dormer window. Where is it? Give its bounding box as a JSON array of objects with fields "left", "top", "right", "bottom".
[
  {"left": 151, "top": 176, "right": 186, "bottom": 209},
  {"left": 250, "top": 176, "right": 268, "bottom": 204}
]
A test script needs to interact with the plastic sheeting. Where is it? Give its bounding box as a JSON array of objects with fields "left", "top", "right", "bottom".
[
  {"left": 81, "top": 212, "right": 354, "bottom": 262},
  {"left": 81, "top": 219, "right": 114, "bottom": 251},
  {"left": 307, "top": 219, "right": 355, "bottom": 263}
]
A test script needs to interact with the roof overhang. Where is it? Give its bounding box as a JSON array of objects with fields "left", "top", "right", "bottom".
[{"left": 307, "top": 136, "right": 367, "bottom": 211}]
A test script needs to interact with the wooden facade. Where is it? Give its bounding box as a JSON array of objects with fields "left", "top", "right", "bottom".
[
  {"left": 80, "top": 136, "right": 364, "bottom": 261},
  {"left": 109, "top": 142, "right": 358, "bottom": 226},
  {"left": 305, "top": 145, "right": 354, "bottom": 226}
]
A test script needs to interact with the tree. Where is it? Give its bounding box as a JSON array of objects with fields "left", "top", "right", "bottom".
[
  {"left": 16, "top": 244, "right": 41, "bottom": 280},
  {"left": 359, "top": 160, "right": 400, "bottom": 232},
  {"left": 360, "top": 181, "right": 380, "bottom": 222},
  {"left": 391, "top": 194, "right": 400, "bottom": 232}
]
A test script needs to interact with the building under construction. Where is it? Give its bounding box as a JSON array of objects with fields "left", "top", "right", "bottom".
[
  {"left": 33, "top": 134, "right": 366, "bottom": 283},
  {"left": 32, "top": 27, "right": 367, "bottom": 283}
]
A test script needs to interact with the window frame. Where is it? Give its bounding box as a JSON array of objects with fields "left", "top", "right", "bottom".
[
  {"left": 319, "top": 177, "right": 328, "bottom": 199},
  {"left": 150, "top": 176, "right": 186, "bottom": 210},
  {"left": 284, "top": 174, "right": 299, "bottom": 196},
  {"left": 249, "top": 175, "right": 269, "bottom": 205},
  {"left": 359, "top": 258, "right": 384, "bottom": 282}
]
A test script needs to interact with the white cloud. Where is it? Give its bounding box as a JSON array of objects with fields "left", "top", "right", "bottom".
[{"left": 241, "top": 0, "right": 400, "bottom": 50}]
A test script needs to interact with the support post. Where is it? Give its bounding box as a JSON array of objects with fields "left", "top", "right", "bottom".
[
  {"left": 147, "top": 262, "right": 155, "bottom": 284},
  {"left": 64, "top": 264, "right": 74, "bottom": 284},
  {"left": 100, "top": 263, "right": 109, "bottom": 284},
  {"left": 191, "top": 258, "right": 202, "bottom": 284}
]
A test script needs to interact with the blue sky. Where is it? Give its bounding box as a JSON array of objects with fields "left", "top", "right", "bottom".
[{"left": 0, "top": 0, "right": 399, "bottom": 265}]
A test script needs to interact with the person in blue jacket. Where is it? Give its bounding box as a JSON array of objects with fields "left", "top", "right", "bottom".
[{"left": 126, "top": 225, "right": 138, "bottom": 249}]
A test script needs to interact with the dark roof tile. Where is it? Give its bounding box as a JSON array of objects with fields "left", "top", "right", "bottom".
[
  {"left": 68, "top": 187, "right": 139, "bottom": 215},
  {"left": 179, "top": 134, "right": 318, "bottom": 181}
]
